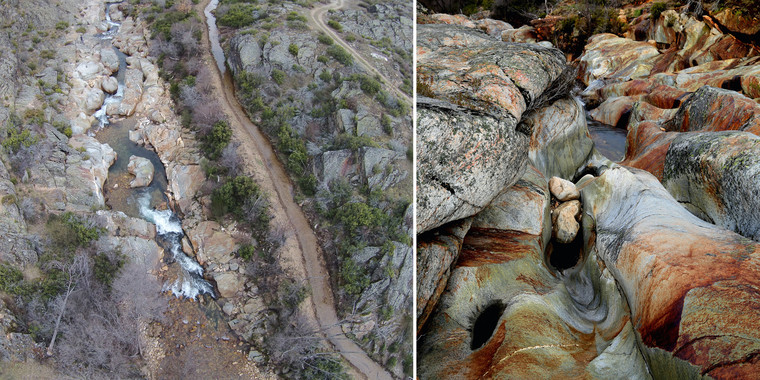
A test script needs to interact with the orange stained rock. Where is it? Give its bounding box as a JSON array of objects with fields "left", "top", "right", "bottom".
[{"left": 620, "top": 121, "right": 677, "bottom": 179}]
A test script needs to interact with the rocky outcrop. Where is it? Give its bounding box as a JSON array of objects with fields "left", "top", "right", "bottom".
[
  {"left": 416, "top": 99, "right": 528, "bottom": 233},
  {"left": 127, "top": 155, "right": 154, "bottom": 188},
  {"left": 416, "top": 23, "right": 567, "bottom": 233},
  {"left": 663, "top": 132, "right": 760, "bottom": 241},
  {"left": 0, "top": 160, "right": 35, "bottom": 266},
  {"left": 664, "top": 86, "right": 760, "bottom": 135},
  {"left": 581, "top": 166, "right": 760, "bottom": 378}
]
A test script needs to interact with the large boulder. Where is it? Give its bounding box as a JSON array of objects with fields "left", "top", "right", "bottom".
[
  {"left": 578, "top": 34, "right": 661, "bottom": 85},
  {"left": 416, "top": 98, "right": 528, "bottom": 233},
  {"left": 525, "top": 97, "right": 596, "bottom": 180},
  {"left": 127, "top": 155, "right": 154, "bottom": 188},
  {"left": 580, "top": 166, "right": 760, "bottom": 378},
  {"left": 620, "top": 121, "right": 678, "bottom": 180},
  {"left": 663, "top": 132, "right": 760, "bottom": 241},
  {"left": 664, "top": 86, "right": 760, "bottom": 135},
  {"left": 416, "top": 24, "right": 567, "bottom": 232}
]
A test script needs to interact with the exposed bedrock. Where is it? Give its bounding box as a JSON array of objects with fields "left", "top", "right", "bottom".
[
  {"left": 663, "top": 132, "right": 760, "bottom": 242},
  {"left": 415, "top": 23, "right": 567, "bottom": 233},
  {"left": 581, "top": 166, "right": 760, "bottom": 378},
  {"left": 419, "top": 164, "right": 650, "bottom": 379}
]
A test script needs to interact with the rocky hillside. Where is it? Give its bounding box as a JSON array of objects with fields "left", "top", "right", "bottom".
[
  {"left": 219, "top": 0, "right": 414, "bottom": 376},
  {"left": 417, "top": 3, "right": 760, "bottom": 378}
]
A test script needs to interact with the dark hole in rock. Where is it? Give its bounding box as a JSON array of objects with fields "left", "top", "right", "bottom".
[
  {"left": 471, "top": 302, "right": 506, "bottom": 350},
  {"left": 720, "top": 75, "right": 743, "bottom": 92},
  {"left": 548, "top": 230, "right": 584, "bottom": 272}
]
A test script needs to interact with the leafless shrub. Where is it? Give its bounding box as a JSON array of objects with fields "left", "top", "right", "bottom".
[
  {"left": 219, "top": 141, "right": 242, "bottom": 176},
  {"left": 528, "top": 62, "right": 577, "bottom": 112}
]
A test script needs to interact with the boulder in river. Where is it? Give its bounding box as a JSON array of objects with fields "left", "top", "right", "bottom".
[{"left": 127, "top": 155, "right": 154, "bottom": 188}]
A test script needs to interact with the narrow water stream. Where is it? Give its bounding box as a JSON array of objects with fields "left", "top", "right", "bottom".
[
  {"left": 587, "top": 119, "right": 627, "bottom": 162},
  {"left": 204, "top": 0, "right": 226, "bottom": 75},
  {"left": 93, "top": 1, "right": 214, "bottom": 299}
]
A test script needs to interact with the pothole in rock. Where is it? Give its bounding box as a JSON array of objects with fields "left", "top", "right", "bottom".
[
  {"left": 546, "top": 232, "right": 584, "bottom": 273},
  {"left": 471, "top": 302, "right": 506, "bottom": 350}
]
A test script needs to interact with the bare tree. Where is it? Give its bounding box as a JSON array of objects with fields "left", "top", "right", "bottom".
[
  {"left": 219, "top": 141, "right": 242, "bottom": 176},
  {"left": 47, "top": 252, "right": 90, "bottom": 356}
]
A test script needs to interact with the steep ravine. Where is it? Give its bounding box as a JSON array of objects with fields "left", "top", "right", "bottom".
[{"left": 200, "top": 1, "right": 394, "bottom": 378}]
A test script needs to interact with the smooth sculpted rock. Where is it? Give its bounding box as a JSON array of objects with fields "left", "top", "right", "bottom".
[
  {"left": 663, "top": 132, "right": 760, "bottom": 241},
  {"left": 525, "top": 97, "right": 597, "bottom": 180},
  {"left": 620, "top": 121, "right": 679, "bottom": 180},
  {"left": 580, "top": 166, "right": 760, "bottom": 378},
  {"left": 127, "top": 155, "right": 154, "bottom": 188},
  {"left": 419, "top": 165, "right": 649, "bottom": 379},
  {"left": 549, "top": 176, "right": 579, "bottom": 201},
  {"left": 552, "top": 200, "right": 581, "bottom": 244},
  {"left": 664, "top": 86, "right": 760, "bottom": 135},
  {"left": 416, "top": 218, "right": 472, "bottom": 334},
  {"left": 416, "top": 98, "right": 528, "bottom": 233}
]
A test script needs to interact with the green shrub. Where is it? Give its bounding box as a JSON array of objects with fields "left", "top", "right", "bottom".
[
  {"left": 93, "top": 252, "right": 124, "bottom": 290},
  {"left": 345, "top": 34, "right": 356, "bottom": 42},
  {"left": 298, "top": 174, "right": 317, "bottom": 196},
  {"left": 211, "top": 175, "right": 266, "bottom": 222},
  {"left": 327, "top": 19, "right": 342, "bottom": 32},
  {"left": 319, "top": 70, "right": 332, "bottom": 82},
  {"left": 151, "top": 10, "right": 191, "bottom": 40},
  {"left": 238, "top": 244, "right": 255, "bottom": 261},
  {"left": 55, "top": 21, "right": 69, "bottom": 30},
  {"left": 288, "top": 43, "right": 299, "bottom": 56},
  {"left": 381, "top": 114, "right": 392, "bottom": 135},
  {"left": 202, "top": 120, "right": 232, "bottom": 160},
  {"left": 286, "top": 11, "right": 307, "bottom": 22},
  {"left": 2, "top": 125, "right": 39, "bottom": 153},
  {"left": 76, "top": 26, "right": 86, "bottom": 33},
  {"left": 651, "top": 2, "right": 667, "bottom": 20},
  {"left": 318, "top": 33, "right": 333, "bottom": 45},
  {"left": 271, "top": 69, "right": 285, "bottom": 85},
  {"left": 359, "top": 75, "right": 381, "bottom": 95},
  {"left": 332, "top": 133, "right": 378, "bottom": 151},
  {"left": 332, "top": 202, "right": 387, "bottom": 234},
  {"left": 317, "top": 55, "right": 329, "bottom": 64},
  {"left": 0, "top": 263, "right": 23, "bottom": 294},
  {"left": 217, "top": 3, "right": 258, "bottom": 28},
  {"left": 327, "top": 45, "right": 353, "bottom": 66},
  {"left": 340, "top": 257, "right": 369, "bottom": 295},
  {"left": 46, "top": 212, "right": 104, "bottom": 252}
]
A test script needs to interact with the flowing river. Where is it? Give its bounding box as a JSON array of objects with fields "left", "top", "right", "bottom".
[{"left": 94, "top": 1, "right": 214, "bottom": 299}]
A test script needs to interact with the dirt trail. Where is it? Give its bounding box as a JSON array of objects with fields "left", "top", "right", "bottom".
[
  {"left": 198, "top": 2, "right": 394, "bottom": 379},
  {"left": 308, "top": 0, "right": 412, "bottom": 105}
]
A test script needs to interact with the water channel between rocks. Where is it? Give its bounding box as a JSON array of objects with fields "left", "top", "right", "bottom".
[{"left": 92, "top": 1, "right": 214, "bottom": 299}]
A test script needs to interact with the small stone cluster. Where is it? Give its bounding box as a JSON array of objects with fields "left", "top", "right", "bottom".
[{"left": 549, "top": 176, "right": 581, "bottom": 244}]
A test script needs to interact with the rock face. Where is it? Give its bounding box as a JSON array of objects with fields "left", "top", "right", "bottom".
[
  {"left": 581, "top": 166, "right": 760, "bottom": 378},
  {"left": 416, "top": 98, "right": 528, "bottom": 233},
  {"left": 416, "top": 23, "right": 567, "bottom": 233},
  {"left": 127, "top": 155, "right": 154, "bottom": 188},
  {"left": 664, "top": 86, "right": 760, "bottom": 135},
  {"left": 663, "top": 132, "right": 760, "bottom": 241}
]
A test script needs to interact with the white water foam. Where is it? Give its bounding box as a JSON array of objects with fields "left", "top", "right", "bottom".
[{"left": 138, "top": 192, "right": 214, "bottom": 299}]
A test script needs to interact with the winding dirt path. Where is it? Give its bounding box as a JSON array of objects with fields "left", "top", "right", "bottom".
[
  {"left": 308, "top": 0, "right": 412, "bottom": 105},
  {"left": 198, "top": 1, "right": 393, "bottom": 379}
]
